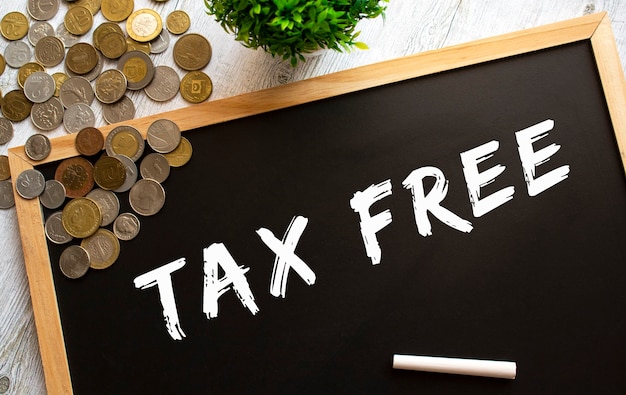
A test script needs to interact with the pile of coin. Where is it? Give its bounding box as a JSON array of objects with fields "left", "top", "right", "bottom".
[
  {"left": 14, "top": 119, "right": 193, "bottom": 279},
  {"left": 0, "top": 2, "right": 214, "bottom": 146}
]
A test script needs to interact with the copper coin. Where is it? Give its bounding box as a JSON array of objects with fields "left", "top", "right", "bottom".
[
  {"left": 54, "top": 157, "right": 95, "bottom": 198},
  {"left": 75, "top": 127, "right": 104, "bottom": 156}
]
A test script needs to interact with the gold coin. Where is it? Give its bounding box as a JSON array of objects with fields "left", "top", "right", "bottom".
[
  {"left": 54, "top": 157, "right": 95, "bottom": 198},
  {"left": 93, "top": 155, "right": 126, "bottom": 190},
  {"left": 0, "top": 155, "right": 10, "bottom": 181},
  {"left": 1, "top": 90, "right": 33, "bottom": 122},
  {"left": 101, "top": 0, "right": 134, "bottom": 22},
  {"left": 166, "top": 10, "right": 190, "bottom": 35},
  {"left": 118, "top": 50, "right": 154, "bottom": 89},
  {"left": 17, "top": 62, "right": 46, "bottom": 89},
  {"left": 66, "top": 42, "right": 98, "bottom": 75},
  {"left": 0, "top": 12, "right": 29, "bottom": 41},
  {"left": 62, "top": 197, "right": 102, "bottom": 238},
  {"left": 173, "top": 33, "right": 212, "bottom": 71},
  {"left": 0, "top": 54, "right": 5, "bottom": 76},
  {"left": 52, "top": 72, "right": 69, "bottom": 97},
  {"left": 75, "top": 126, "right": 104, "bottom": 156},
  {"left": 100, "top": 31, "right": 128, "bottom": 59},
  {"left": 180, "top": 70, "right": 213, "bottom": 103},
  {"left": 81, "top": 228, "right": 120, "bottom": 270},
  {"left": 69, "top": 0, "right": 102, "bottom": 16},
  {"left": 93, "top": 22, "right": 124, "bottom": 50},
  {"left": 164, "top": 136, "right": 192, "bottom": 167},
  {"left": 64, "top": 5, "right": 94, "bottom": 36},
  {"left": 105, "top": 125, "right": 146, "bottom": 161},
  {"left": 127, "top": 9, "right": 162, "bottom": 43},
  {"left": 125, "top": 36, "right": 151, "bottom": 55}
]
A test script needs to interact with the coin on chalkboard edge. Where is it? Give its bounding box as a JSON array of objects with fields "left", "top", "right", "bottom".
[
  {"left": 40, "top": 180, "right": 66, "bottom": 210},
  {"left": 15, "top": 169, "right": 46, "bottom": 199},
  {"left": 105, "top": 125, "right": 145, "bottom": 162},
  {"left": 147, "top": 118, "right": 181, "bottom": 154},
  {"left": 75, "top": 126, "right": 105, "bottom": 156},
  {"left": 45, "top": 211, "right": 74, "bottom": 245},
  {"left": 54, "top": 157, "right": 95, "bottom": 198},
  {"left": 163, "top": 136, "right": 193, "bottom": 167}
]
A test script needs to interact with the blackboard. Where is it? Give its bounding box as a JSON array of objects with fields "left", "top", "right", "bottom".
[{"left": 10, "top": 13, "right": 626, "bottom": 394}]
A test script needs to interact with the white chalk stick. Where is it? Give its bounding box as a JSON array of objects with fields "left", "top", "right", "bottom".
[{"left": 392, "top": 354, "right": 517, "bottom": 379}]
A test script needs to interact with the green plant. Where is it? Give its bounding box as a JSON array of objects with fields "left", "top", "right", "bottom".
[{"left": 205, "top": 0, "right": 389, "bottom": 66}]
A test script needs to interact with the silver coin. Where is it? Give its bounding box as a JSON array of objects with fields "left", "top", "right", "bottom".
[
  {"left": 129, "top": 178, "right": 166, "bottom": 216},
  {"left": 31, "top": 97, "right": 64, "bottom": 131},
  {"left": 102, "top": 95, "right": 135, "bottom": 124},
  {"left": 15, "top": 169, "right": 46, "bottom": 199},
  {"left": 113, "top": 212, "right": 140, "bottom": 241},
  {"left": 63, "top": 103, "right": 95, "bottom": 133},
  {"left": 59, "top": 245, "right": 90, "bottom": 279},
  {"left": 34, "top": 35, "right": 65, "bottom": 67},
  {"left": 45, "top": 211, "right": 73, "bottom": 244},
  {"left": 28, "top": 21, "right": 54, "bottom": 46},
  {"left": 28, "top": 0, "right": 60, "bottom": 21},
  {"left": 95, "top": 69, "right": 127, "bottom": 104},
  {"left": 112, "top": 154, "right": 138, "bottom": 193},
  {"left": 0, "top": 118, "right": 14, "bottom": 145},
  {"left": 24, "top": 133, "right": 51, "bottom": 161},
  {"left": 56, "top": 23, "right": 80, "bottom": 47},
  {"left": 24, "top": 71, "right": 56, "bottom": 103},
  {"left": 144, "top": 65, "right": 180, "bottom": 102},
  {"left": 4, "top": 41, "right": 31, "bottom": 68},
  {"left": 40, "top": 179, "right": 66, "bottom": 209},
  {"left": 65, "top": 50, "right": 103, "bottom": 82},
  {"left": 117, "top": 50, "right": 155, "bottom": 90},
  {"left": 140, "top": 153, "right": 170, "bottom": 183},
  {"left": 86, "top": 188, "right": 120, "bottom": 227},
  {"left": 0, "top": 180, "right": 15, "bottom": 209},
  {"left": 59, "top": 76, "right": 94, "bottom": 108},
  {"left": 147, "top": 119, "right": 181, "bottom": 153},
  {"left": 150, "top": 29, "right": 170, "bottom": 54}
]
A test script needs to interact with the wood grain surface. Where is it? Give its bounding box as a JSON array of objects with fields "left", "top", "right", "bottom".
[{"left": 1, "top": 1, "right": 625, "bottom": 393}]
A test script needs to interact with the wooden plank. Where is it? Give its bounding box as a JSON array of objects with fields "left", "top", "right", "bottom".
[
  {"left": 590, "top": 15, "right": 626, "bottom": 168},
  {"left": 7, "top": 152, "right": 72, "bottom": 395}
]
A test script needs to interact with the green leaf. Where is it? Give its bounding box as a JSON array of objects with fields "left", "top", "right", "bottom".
[{"left": 353, "top": 41, "right": 369, "bottom": 50}]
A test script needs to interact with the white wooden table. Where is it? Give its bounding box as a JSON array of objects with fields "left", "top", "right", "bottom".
[{"left": 1, "top": 1, "right": 625, "bottom": 393}]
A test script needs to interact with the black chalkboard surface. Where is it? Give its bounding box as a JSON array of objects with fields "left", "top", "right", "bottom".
[{"left": 11, "top": 13, "right": 626, "bottom": 395}]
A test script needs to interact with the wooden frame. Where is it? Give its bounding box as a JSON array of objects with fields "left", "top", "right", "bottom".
[{"left": 8, "top": 12, "right": 625, "bottom": 394}]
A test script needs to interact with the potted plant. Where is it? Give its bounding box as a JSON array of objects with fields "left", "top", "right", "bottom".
[{"left": 204, "top": 0, "right": 389, "bottom": 66}]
